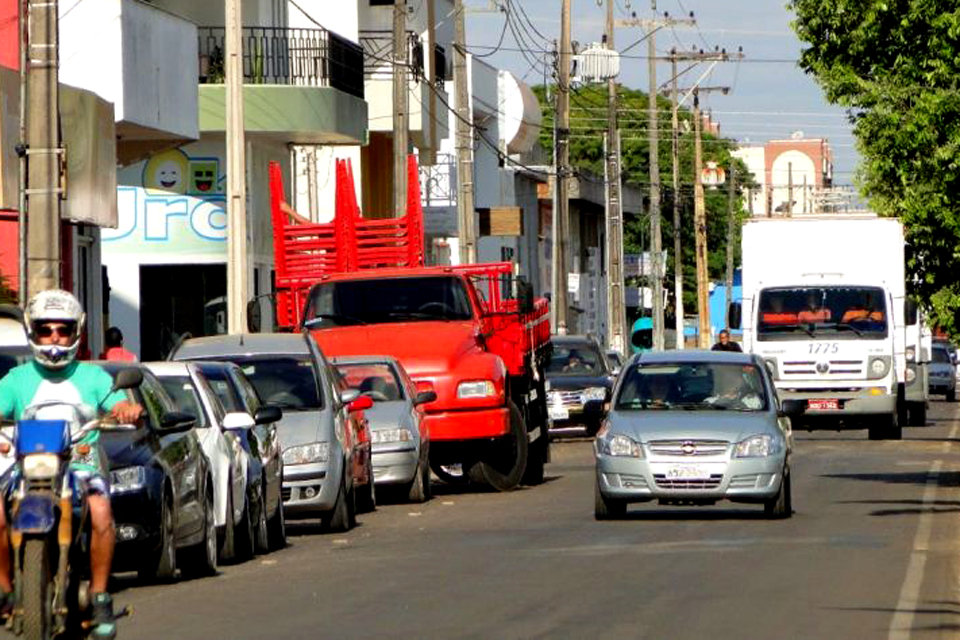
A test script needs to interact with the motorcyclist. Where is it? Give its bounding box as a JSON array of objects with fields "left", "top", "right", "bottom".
[{"left": 0, "top": 290, "right": 143, "bottom": 640}]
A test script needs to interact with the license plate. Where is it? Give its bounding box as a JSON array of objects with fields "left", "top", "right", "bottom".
[
  {"left": 666, "top": 464, "right": 710, "bottom": 480},
  {"left": 548, "top": 406, "right": 569, "bottom": 421},
  {"left": 808, "top": 398, "right": 839, "bottom": 411}
]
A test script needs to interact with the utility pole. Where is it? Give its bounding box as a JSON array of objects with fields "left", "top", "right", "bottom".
[
  {"left": 724, "top": 163, "right": 737, "bottom": 331},
  {"left": 306, "top": 147, "right": 318, "bottom": 222},
  {"left": 393, "top": 0, "right": 409, "bottom": 218},
  {"left": 787, "top": 161, "right": 793, "bottom": 217},
  {"left": 424, "top": 0, "right": 438, "bottom": 167},
  {"left": 604, "top": 0, "right": 626, "bottom": 356},
  {"left": 17, "top": 0, "right": 28, "bottom": 302},
  {"left": 225, "top": 0, "right": 249, "bottom": 333},
  {"left": 25, "top": 0, "right": 63, "bottom": 296},
  {"left": 453, "top": 0, "right": 476, "bottom": 264},
  {"left": 647, "top": 1, "right": 664, "bottom": 351},
  {"left": 670, "top": 51, "right": 683, "bottom": 348},
  {"left": 693, "top": 88, "right": 709, "bottom": 348},
  {"left": 552, "top": 0, "right": 571, "bottom": 334}
]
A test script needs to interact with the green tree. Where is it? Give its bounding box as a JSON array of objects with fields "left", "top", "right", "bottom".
[
  {"left": 532, "top": 84, "right": 752, "bottom": 314},
  {"left": 790, "top": 0, "right": 960, "bottom": 335}
]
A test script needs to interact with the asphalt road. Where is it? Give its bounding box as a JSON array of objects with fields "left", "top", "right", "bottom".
[{"left": 113, "top": 400, "right": 960, "bottom": 640}]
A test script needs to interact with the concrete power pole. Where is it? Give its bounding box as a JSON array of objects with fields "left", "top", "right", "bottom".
[
  {"left": 25, "top": 0, "right": 63, "bottom": 296},
  {"left": 724, "top": 163, "right": 737, "bottom": 330},
  {"left": 692, "top": 89, "right": 710, "bottom": 348},
  {"left": 453, "top": 0, "right": 476, "bottom": 264},
  {"left": 647, "top": 2, "right": 664, "bottom": 352},
  {"left": 552, "top": 0, "right": 572, "bottom": 335},
  {"left": 670, "top": 51, "right": 683, "bottom": 349},
  {"left": 393, "top": 0, "right": 409, "bottom": 218},
  {"left": 225, "top": 0, "right": 249, "bottom": 333},
  {"left": 604, "top": 0, "right": 626, "bottom": 356}
]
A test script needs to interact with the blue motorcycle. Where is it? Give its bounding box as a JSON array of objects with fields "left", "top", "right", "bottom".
[{"left": 3, "top": 369, "right": 140, "bottom": 639}]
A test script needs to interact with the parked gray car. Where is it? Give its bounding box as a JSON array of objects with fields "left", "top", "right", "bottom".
[
  {"left": 595, "top": 350, "right": 794, "bottom": 520},
  {"left": 929, "top": 341, "right": 956, "bottom": 401},
  {"left": 170, "top": 333, "right": 373, "bottom": 532},
  {"left": 333, "top": 356, "right": 436, "bottom": 503}
]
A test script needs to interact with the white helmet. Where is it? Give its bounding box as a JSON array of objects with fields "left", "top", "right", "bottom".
[{"left": 24, "top": 289, "right": 86, "bottom": 370}]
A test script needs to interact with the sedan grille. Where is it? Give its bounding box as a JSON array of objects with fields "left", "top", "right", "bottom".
[
  {"left": 653, "top": 474, "right": 723, "bottom": 490},
  {"left": 647, "top": 440, "right": 729, "bottom": 457},
  {"left": 549, "top": 390, "right": 585, "bottom": 407}
]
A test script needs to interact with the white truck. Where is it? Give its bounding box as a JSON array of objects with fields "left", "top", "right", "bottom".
[{"left": 735, "top": 215, "right": 911, "bottom": 440}]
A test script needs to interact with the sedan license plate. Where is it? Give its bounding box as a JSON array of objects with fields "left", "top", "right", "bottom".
[
  {"left": 548, "top": 406, "right": 569, "bottom": 421},
  {"left": 666, "top": 464, "right": 710, "bottom": 480},
  {"left": 808, "top": 398, "right": 839, "bottom": 411}
]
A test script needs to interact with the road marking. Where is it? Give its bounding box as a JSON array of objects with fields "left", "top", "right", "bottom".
[{"left": 888, "top": 442, "right": 951, "bottom": 640}]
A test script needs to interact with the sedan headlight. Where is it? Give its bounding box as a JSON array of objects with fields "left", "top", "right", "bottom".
[
  {"left": 282, "top": 442, "right": 330, "bottom": 465},
  {"left": 457, "top": 380, "right": 496, "bottom": 399},
  {"left": 110, "top": 466, "right": 146, "bottom": 494},
  {"left": 371, "top": 428, "right": 414, "bottom": 445},
  {"left": 582, "top": 387, "right": 607, "bottom": 402},
  {"left": 23, "top": 453, "right": 59, "bottom": 480},
  {"left": 597, "top": 432, "right": 643, "bottom": 458},
  {"left": 734, "top": 434, "right": 782, "bottom": 458}
]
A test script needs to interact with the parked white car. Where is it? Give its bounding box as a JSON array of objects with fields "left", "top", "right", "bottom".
[{"left": 147, "top": 361, "right": 257, "bottom": 561}]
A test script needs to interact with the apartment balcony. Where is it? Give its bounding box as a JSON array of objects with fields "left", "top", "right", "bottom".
[
  {"left": 196, "top": 26, "right": 368, "bottom": 145},
  {"left": 59, "top": 0, "right": 199, "bottom": 165},
  {"left": 359, "top": 30, "right": 448, "bottom": 154}
]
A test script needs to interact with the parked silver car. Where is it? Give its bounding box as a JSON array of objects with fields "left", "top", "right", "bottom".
[
  {"left": 928, "top": 342, "right": 956, "bottom": 401},
  {"left": 333, "top": 356, "right": 435, "bottom": 503},
  {"left": 171, "top": 333, "right": 374, "bottom": 532},
  {"left": 595, "top": 350, "right": 794, "bottom": 520}
]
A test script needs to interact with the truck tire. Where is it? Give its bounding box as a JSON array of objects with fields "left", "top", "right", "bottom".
[
  {"left": 910, "top": 403, "right": 927, "bottom": 427},
  {"left": 469, "top": 401, "right": 528, "bottom": 492},
  {"left": 868, "top": 413, "right": 900, "bottom": 441}
]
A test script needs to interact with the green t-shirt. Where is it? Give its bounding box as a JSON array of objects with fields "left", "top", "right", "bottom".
[{"left": 0, "top": 360, "right": 126, "bottom": 423}]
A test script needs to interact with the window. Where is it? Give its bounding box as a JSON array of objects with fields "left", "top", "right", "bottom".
[
  {"left": 196, "top": 364, "right": 244, "bottom": 413},
  {"left": 616, "top": 362, "right": 768, "bottom": 412},
  {"left": 757, "top": 286, "right": 888, "bottom": 341},
  {"left": 336, "top": 363, "right": 404, "bottom": 401},
  {"left": 226, "top": 356, "right": 323, "bottom": 411},
  {"left": 158, "top": 376, "right": 210, "bottom": 428},
  {"left": 546, "top": 341, "right": 608, "bottom": 376}
]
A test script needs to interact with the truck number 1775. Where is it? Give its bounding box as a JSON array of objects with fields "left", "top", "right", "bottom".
[{"left": 808, "top": 343, "right": 839, "bottom": 355}]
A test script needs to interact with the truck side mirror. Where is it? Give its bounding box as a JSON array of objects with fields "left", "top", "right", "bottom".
[
  {"left": 904, "top": 298, "right": 918, "bottom": 326},
  {"left": 728, "top": 302, "right": 742, "bottom": 329},
  {"left": 247, "top": 298, "right": 262, "bottom": 333},
  {"left": 516, "top": 278, "right": 534, "bottom": 315}
]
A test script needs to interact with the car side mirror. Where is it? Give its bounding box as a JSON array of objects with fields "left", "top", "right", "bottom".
[
  {"left": 340, "top": 388, "right": 361, "bottom": 405},
  {"left": 904, "top": 298, "right": 918, "bottom": 326},
  {"left": 348, "top": 395, "right": 373, "bottom": 412},
  {"left": 778, "top": 399, "right": 806, "bottom": 418},
  {"left": 516, "top": 278, "right": 535, "bottom": 315},
  {"left": 728, "top": 302, "right": 742, "bottom": 329},
  {"left": 254, "top": 404, "right": 282, "bottom": 425},
  {"left": 222, "top": 412, "right": 256, "bottom": 430},
  {"left": 111, "top": 368, "right": 143, "bottom": 392},
  {"left": 414, "top": 390, "right": 437, "bottom": 406},
  {"left": 158, "top": 411, "right": 196, "bottom": 433}
]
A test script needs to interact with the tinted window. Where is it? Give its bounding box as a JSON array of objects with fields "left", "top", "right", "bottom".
[
  {"left": 933, "top": 346, "right": 953, "bottom": 364},
  {"left": 230, "top": 369, "right": 263, "bottom": 414},
  {"left": 546, "top": 341, "right": 608, "bottom": 376},
  {"left": 196, "top": 364, "right": 245, "bottom": 413},
  {"left": 616, "top": 362, "right": 768, "bottom": 412},
  {"left": 337, "top": 363, "right": 404, "bottom": 401},
  {"left": 139, "top": 372, "right": 175, "bottom": 427},
  {"left": 225, "top": 356, "right": 323, "bottom": 411},
  {"left": 303, "top": 276, "right": 474, "bottom": 328},
  {"left": 158, "top": 376, "right": 209, "bottom": 427},
  {"left": 757, "top": 286, "right": 887, "bottom": 341}
]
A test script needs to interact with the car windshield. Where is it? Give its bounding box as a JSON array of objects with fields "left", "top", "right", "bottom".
[
  {"left": 303, "top": 276, "right": 474, "bottom": 328},
  {"left": 933, "top": 347, "right": 952, "bottom": 364},
  {"left": 157, "top": 376, "right": 210, "bottom": 427},
  {"left": 219, "top": 356, "right": 323, "bottom": 411},
  {"left": 616, "top": 362, "right": 768, "bottom": 412},
  {"left": 336, "top": 363, "right": 404, "bottom": 402},
  {"left": 546, "top": 342, "right": 608, "bottom": 377},
  {"left": 757, "top": 286, "right": 888, "bottom": 341}
]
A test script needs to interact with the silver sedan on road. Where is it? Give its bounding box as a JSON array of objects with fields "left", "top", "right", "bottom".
[
  {"left": 333, "top": 356, "right": 435, "bottom": 503},
  {"left": 595, "top": 350, "right": 795, "bottom": 520}
]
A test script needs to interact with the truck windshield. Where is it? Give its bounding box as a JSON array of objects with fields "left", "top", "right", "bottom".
[
  {"left": 757, "top": 286, "right": 888, "bottom": 341},
  {"left": 303, "top": 276, "right": 474, "bottom": 328}
]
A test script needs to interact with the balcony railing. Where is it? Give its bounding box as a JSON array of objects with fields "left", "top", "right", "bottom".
[
  {"left": 198, "top": 26, "right": 364, "bottom": 99},
  {"left": 359, "top": 30, "right": 447, "bottom": 88}
]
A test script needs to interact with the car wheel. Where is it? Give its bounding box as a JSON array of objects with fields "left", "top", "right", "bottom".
[
  {"left": 764, "top": 467, "right": 792, "bottom": 519},
  {"left": 233, "top": 494, "right": 256, "bottom": 562},
  {"left": 948, "top": 389, "right": 956, "bottom": 402},
  {"left": 218, "top": 475, "right": 236, "bottom": 561},
  {"left": 267, "top": 488, "right": 287, "bottom": 551},
  {"left": 594, "top": 480, "right": 626, "bottom": 520},
  {"left": 254, "top": 484, "right": 270, "bottom": 555},
  {"left": 140, "top": 492, "right": 176, "bottom": 582},
  {"left": 324, "top": 475, "right": 353, "bottom": 533},
  {"left": 468, "top": 401, "right": 528, "bottom": 492},
  {"left": 356, "top": 465, "right": 376, "bottom": 514},
  {"left": 407, "top": 459, "right": 429, "bottom": 503},
  {"left": 181, "top": 485, "right": 218, "bottom": 578},
  {"left": 911, "top": 404, "right": 927, "bottom": 427}
]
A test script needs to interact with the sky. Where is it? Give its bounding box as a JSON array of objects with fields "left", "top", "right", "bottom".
[{"left": 464, "top": 0, "right": 859, "bottom": 186}]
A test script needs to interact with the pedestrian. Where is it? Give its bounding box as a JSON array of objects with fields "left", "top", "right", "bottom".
[
  {"left": 712, "top": 329, "right": 742, "bottom": 352},
  {"left": 100, "top": 326, "right": 138, "bottom": 362}
]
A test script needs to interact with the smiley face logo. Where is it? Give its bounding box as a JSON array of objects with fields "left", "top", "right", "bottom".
[
  {"left": 143, "top": 149, "right": 190, "bottom": 194},
  {"left": 189, "top": 159, "right": 220, "bottom": 195}
]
